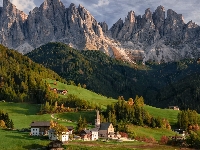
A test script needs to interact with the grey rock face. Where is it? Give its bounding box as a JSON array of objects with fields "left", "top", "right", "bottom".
[
  {"left": 1, "top": 0, "right": 200, "bottom": 63},
  {"left": 109, "top": 5, "right": 200, "bottom": 63},
  {"left": 0, "top": 0, "right": 116, "bottom": 56}
]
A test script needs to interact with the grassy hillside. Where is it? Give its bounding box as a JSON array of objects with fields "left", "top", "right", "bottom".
[
  {"left": 0, "top": 102, "right": 76, "bottom": 129},
  {"left": 46, "top": 79, "right": 117, "bottom": 109},
  {"left": 144, "top": 105, "right": 179, "bottom": 127}
]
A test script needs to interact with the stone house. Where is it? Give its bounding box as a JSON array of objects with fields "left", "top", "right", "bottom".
[{"left": 30, "top": 121, "right": 50, "bottom": 136}]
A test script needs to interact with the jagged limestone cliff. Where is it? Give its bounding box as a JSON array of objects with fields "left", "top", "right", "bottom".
[{"left": 1, "top": 0, "right": 200, "bottom": 63}]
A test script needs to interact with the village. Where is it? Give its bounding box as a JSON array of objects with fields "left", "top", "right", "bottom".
[{"left": 29, "top": 110, "right": 129, "bottom": 149}]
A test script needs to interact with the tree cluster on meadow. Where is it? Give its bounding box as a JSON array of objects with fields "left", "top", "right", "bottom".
[
  {"left": 100, "top": 96, "right": 171, "bottom": 130},
  {"left": 0, "top": 110, "right": 14, "bottom": 129},
  {"left": 40, "top": 94, "right": 100, "bottom": 114}
]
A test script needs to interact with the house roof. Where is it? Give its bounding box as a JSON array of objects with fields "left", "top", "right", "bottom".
[
  {"left": 99, "top": 123, "right": 112, "bottom": 130},
  {"left": 67, "top": 126, "right": 74, "bottom": 130},
  {"left": 30, "top": 121, "right": 50, "bottom": 127},
  {"left": 80, "top": 129, "right": 91, "bottom": 135},
  {"left": 90, "top": 128, "right": 98, "bottom": 132},
  {"left": 48, "top": 129, "right": 55, "bottom": 133}
]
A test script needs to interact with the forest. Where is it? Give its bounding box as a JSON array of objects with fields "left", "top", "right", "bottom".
[
  {"left": 26, "top": 42, "right": 200, "bottom": 112},
  {"left": 0, "top": 45, "right": 65, "bottom": 104}
]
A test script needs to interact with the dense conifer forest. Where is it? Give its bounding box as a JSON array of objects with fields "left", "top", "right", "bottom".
[{"left": 0, "top": 45, "right": 65, "bottom": 103}]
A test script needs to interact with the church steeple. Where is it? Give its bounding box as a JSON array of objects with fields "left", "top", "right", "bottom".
[{"left": 95, "top": 110, "right": 100, "bottom": 129}]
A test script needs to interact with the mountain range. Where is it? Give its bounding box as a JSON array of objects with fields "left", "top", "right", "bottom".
[{"left": 1, "top": 0, "right": 200, "bottom": 63}]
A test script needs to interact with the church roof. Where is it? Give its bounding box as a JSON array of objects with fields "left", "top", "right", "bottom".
[{"left": 99, "top": 123, "right": 112, "bottom": 130}]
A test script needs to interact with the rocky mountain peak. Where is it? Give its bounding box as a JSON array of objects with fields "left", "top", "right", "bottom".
[
  {"left": 0, "top": 0, "right": 200, "bottom": 63},
  {"left": 166, "top": 9, "right": 184, "bottom": 23},
  {"left": 126, "top": 11, "right": 135, "bottom": 23},
  {"left": 99, "top": 21, "right": 108, "bottom": 33},
  {"left": 3, "top": 0, "right": 12, "bottom": 7},
  {"left": 143, "top": 8, "right": 153, "bottom": 21}
]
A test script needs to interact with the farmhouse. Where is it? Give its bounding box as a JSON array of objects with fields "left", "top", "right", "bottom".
[
  {"left": 169, "top": 106, "right": 179, "bottom": 110},
  {"left": 30, "top": 121, "right": 50, "bottom": 136},
  {"left": 50, "top": 88, "right": 68, "bottom": 95}
]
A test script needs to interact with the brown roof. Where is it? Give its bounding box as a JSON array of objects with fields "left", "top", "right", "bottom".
[{"left": 30, "top": 121, "right": 50, "bottom": 127}]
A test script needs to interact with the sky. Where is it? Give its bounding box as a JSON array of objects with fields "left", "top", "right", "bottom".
[{"left": 0, "top": 0, "right": 200, "bottom": 28}]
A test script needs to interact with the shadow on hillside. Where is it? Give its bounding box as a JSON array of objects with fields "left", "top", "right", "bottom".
[
  {"left": 3, "top": 102, "right": 40, "bottom": 115},
  {"left": 23, "top": 144, "right": 47, "bottom": 150}
]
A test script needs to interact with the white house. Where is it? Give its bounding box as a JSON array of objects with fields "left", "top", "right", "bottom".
[
  {"left": 30, "top": 121, "right": 50, "bottom": 136},
  {"left": 48, "top": 129, "right": 69, "bottom": 142},
  {"left": 91, "top": 129, "right": 98, "bottom": 141},
  {"left": 59, "top": 131, "right": 69, "bottom": 142}
]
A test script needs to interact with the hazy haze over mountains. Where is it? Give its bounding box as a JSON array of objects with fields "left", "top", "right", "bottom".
[{"left": 0, "top": 0, "right": 200, "bottom": 27}]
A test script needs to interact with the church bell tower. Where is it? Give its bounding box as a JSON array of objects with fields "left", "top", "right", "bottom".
[{"left": 95, "top": 110, "right": 100, "bottom": 129}]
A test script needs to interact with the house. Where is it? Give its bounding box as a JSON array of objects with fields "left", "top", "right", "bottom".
[
  {"left": 49, "top": 129, "right": 57, "bottom": 141},
  {"left": 169, "top": 106, "right": 179, "bottom": 110},
  {"left": 80, "top": 129, "right": 98, "bottom": 141},
  {"left": 174, "top": 129, "right": 186, "bottom": 137},
  {"left": 57, "top": 90, "right": 68, "bottom": 95},
  {"left": 115, "top": 132, "right": 122, "bottom": 139},
  {"left": 80, "top": 129, "right": 91, "bottom": 141},
  {"left": 91, "top": 129, "right": 99, "bottom": 141},
  {"left": 30, "top": 121, "right": 50, "bottom": 136},
  {"left": 98, "top": 123, "right": 115, "bottom": 138},
  {"left": 48, "top": 129, "right": 69, "bottom": 142},
  {"left": 50, "top": 88, "right": 68, "bottom": 95},
  {"left": 66, "top": 126, "right": 74, "bottom": 134},
  {"left": 47, "top": 140, "right": 63, "bottom": 150}
]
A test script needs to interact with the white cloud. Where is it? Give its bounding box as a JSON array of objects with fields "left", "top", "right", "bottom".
[
  {"left": 93, "top": 0, "right": 110, "bottom": 7},
  {"left": 10, "top": 0, "right": 36, "bottom": 13}
]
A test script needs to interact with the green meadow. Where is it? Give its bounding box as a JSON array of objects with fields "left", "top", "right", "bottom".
[
  {"left": 46, "top": 79, "right": 117, "bottom": 109},
  {"left": 144, "top": 105, "right": 179, "bottom": 127},
  {"left": 0, "top": 129, "right": 49, "bottom": 150},
  {"left": 0, "top": 80, "right": 189, "bottom": 150}
]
